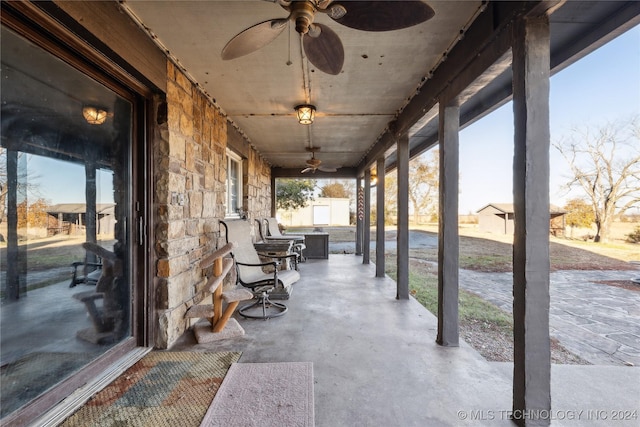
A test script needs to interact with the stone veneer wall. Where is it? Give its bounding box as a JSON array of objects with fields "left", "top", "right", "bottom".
[{"left": 154, "top": 62, "right": 271, "bottom": 348}]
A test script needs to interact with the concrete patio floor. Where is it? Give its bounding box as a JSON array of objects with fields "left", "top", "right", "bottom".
[{"left": 171, "top": 255, "right": 640, "bottom": 426}]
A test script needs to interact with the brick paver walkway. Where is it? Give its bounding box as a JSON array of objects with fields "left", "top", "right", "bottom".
[{"left": 459, "top": 269, "right": 640, "bottom": 366}]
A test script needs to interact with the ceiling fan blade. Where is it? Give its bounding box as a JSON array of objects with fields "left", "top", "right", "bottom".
[
  {"left": 318, "top": 166, "right": 338, "bottom": 172},
  {"left": 303, "top": 24, "right": 344, "bottom": 75},
  {"left": 330, "top": 1, "right": 435, "bottom": 32},
  {"left": 301, "top": 167, "right": 315, "bottom": 174},
  {"left": 221, "top": 18, "right": 288, "bottom": 60}
]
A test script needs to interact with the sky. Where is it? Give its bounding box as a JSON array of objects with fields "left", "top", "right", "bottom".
[
  {"left": 457, "top": 25, "right": 640, "bottom": 215},
  {"left": 28, "top": 25, "right": 639, "bottom": 213},
  {"left": 27, "top": 157, "right": 114, "bottom": 205}
]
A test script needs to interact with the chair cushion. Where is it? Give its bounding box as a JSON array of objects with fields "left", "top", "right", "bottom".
[
  {"left": 266, "top": 218, "right": 305, "bottom": 241},
  {"left": 222, "top": 219, "right": 300, "bottom": 288},
  {"left": 277, "top": 269, "right": 300, "bottom": 287}
]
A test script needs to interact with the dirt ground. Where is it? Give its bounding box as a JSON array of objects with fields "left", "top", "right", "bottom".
[{"left": 460, "top": 320, "right": 591, "bottom": 365}]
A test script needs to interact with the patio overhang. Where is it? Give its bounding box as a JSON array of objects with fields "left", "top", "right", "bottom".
[{"left": 116, "top": 1, "right": 639, "bottom": 178}]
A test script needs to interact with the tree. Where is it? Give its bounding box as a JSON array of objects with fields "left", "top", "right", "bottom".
[
  {"left": 320, "top": 182, "right": 350, "bottom": 198},
  {"left": 378, "top": 150, "right": 442, "bottom": 225},
  {"left": 320, "top": 180, "right": 357, "bottom": 223},
  {"left": 383, "top": 170, "right": 398, "bottom": 224},
  {"left": 275, "top": 178, "right": 316, "bottom": 211},
  {"left": 407, "top": 150, "right": 439, "bottom": 224},
  {"left": 0, "top": 149, "right": 42, "bottom": 239},
  {"left": 16, "top": 198, "right": 49, "bottom": 228},
  {"left": 563, "top": 198, "right": 595, "bottom": 238},
  {"left": 554, "top": 116, "right": 640, "bottom": 242}
]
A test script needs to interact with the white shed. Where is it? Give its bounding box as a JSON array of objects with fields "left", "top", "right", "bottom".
[{"left": 278, "top": 197, "right": 350, "bottom": 227}]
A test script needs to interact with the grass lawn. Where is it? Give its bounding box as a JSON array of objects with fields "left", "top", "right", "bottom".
[
  {"left": 0, "top": 235, "right": 115, "bottom": 293},
  {"left": 384, "top": 254, "right": 590, "bottom": 364},
  {"left": 293, "top": 224, "right": 639, "bottom": 271}
]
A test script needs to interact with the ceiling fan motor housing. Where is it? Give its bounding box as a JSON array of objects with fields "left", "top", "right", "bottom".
[
  {"left": 307, "top": 157, "right": 322, "bottom": 167},
  {"left": 289, "top": 1, "right": 316, "bottom": 34}
]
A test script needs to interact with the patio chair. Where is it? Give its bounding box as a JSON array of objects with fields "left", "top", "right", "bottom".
[
  {"left": 264, "top": 217, "right": 307, "bottom": 263},
  {"left": 255, "top": 218, "right": 300, "bottom": 271},
  {"left": 72, "top": 242, "right": 126, "bottom": 344},
  {"left": 69, "top": 255, "right": 102, "bottom": 287},
  {"left": 220, "top": 219, "right": 300, "bottom": 319},
  {"left": 255, "top": 218, "right": 266, "bottom": 242}
]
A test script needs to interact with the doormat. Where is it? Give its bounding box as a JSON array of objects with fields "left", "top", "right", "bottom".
[
  {"left": 200, "top": 362, "right": 314, "bottom": 427},
  {"left": 1, "top": 351, "right": 94, "bottom": 417},
  {"left": 60, "top": 351, "right": 241, "bottom": 427}
]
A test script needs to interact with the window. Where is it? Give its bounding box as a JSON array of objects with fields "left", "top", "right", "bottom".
[{"left": 226, "top": 149, "right": 243, "bottom": 217}]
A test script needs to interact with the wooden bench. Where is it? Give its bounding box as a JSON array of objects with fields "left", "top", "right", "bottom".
[{"left": 184, "top": 242, "right": 253, "bottom": 343}]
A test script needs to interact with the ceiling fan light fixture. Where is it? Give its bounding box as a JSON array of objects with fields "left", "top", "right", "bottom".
[
  {"left": 327, "top": 4, "right": 347, "bottom": 19},
  {"left": 295, "top": 104, "right": 316, "bottom": 125},
  {"left": 82, "top": 106, "right": 108, "bottom": 125}
]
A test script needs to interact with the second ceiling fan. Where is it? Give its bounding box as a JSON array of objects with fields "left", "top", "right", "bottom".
[
  {"left": 302, "top": 147, "right": 337, "bottom": 173},
  {"left": 221, "top": 0, "right": 435, "bottom": 75}
]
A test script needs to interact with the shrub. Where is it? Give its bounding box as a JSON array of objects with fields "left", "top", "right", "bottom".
[{"left": 627, "top": 226, "right": 640, "bottom": 243}]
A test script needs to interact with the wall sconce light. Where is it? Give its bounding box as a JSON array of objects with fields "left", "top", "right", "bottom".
[
  {"left": 370, "top": 174, "right": 378, "bottom": 187},
  {"left": 295, "top": 104, "right": 316, "bottom": 125},
  {"left": 82, "top": 106, "right": 108, "bottom": 125}
]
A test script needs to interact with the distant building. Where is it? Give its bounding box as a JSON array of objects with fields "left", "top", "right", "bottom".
[
  {"left": 277, "top": 197, "right": 350, "bottom": 227},
  {"left": 476, "top": 203, "right": 565, "bottom": 236},
  {"left": 46, "top": 203, "right": 116, "bottom": 236}
]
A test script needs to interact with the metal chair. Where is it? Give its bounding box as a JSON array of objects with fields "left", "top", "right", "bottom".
[
  {"left": 263, "top": 217, "right": 307, "bottom": 263},
  {"left": 220, "top": 219, "right": 300, "bottom": 319}
]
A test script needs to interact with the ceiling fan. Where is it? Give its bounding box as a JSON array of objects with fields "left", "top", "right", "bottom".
[
  {"left": 221, "top": 0, "right": 435, "bottom": 75},
  {"left": 302, "top": 147, "right": 338, "bottom": 173}
]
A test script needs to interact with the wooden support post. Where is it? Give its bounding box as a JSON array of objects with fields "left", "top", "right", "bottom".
[
  {"left": 213, "top": 257, "right": 223, "bottom": 277},
  {"left": 375, "top": 156, "right": 386, "bottom": 278},
  {"left": 396, "top": 134, "right": 409, "bottom": 299},
  {"left": 213, "top": 301, "right": 239, "bottom": 333},
  {"left": 356, "top": 177, "right": 363, "bottom": 256},
  {"left": 271, "top": 175, "right": 277, "bottom": 217},
  {"left": 212, "top": 285, "right": 223, "bottom": 328},
  {"left": 6, "top": 150, "right": 20, "bottom": 300},
  {"left": 512, "top": 15, "right": 551, "bottom": 427},
  {"left": 437, "top": 100, "right": 460, "bottom": 347},
  {"left": 363, "top": 169, "right": 371, "bottom": 264},
  {"left": 211, "top": 256, "right": 225, "bottom": 329}
]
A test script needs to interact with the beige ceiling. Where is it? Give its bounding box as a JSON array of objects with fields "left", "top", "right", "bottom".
[
  {"left": 123, "top": 1, "right": 481, "bottom": 170},
  {"left": 122, "top": 1, "right": 640, "bottom": 176}
]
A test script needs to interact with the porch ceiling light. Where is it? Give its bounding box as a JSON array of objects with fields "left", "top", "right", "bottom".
[
  {"left": 82, "top": 106, "right": 108, "bottom": 125},
  {"left": 295, "top": 104, "right": 316, "bottom": 125}
]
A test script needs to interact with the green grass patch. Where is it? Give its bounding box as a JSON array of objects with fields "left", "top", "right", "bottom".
[
  {"left": 386, "top": 262, "right": 513, "bottom": 329},
  {"left": 459, "top": 254, "right": 513, "bottom": 272},
  {"left": 407, "top": 271, "right": 439, "bottom": 314},
  {"left": 26, "top": 253, "right": 81, "bottom": 271}
]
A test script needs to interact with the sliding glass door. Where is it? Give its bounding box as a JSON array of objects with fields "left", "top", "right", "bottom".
[{"left": 1, "top": 24, "right": 136, "bottom": 420}]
